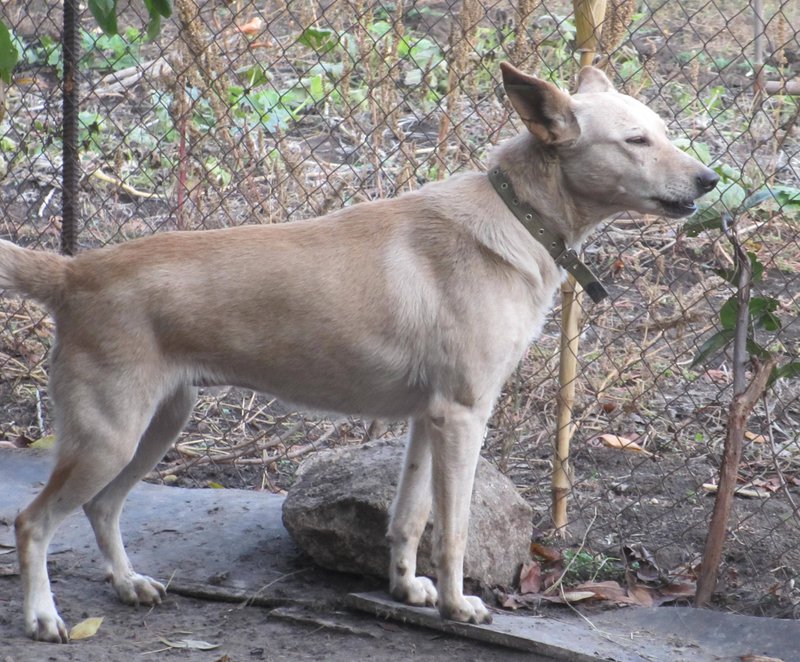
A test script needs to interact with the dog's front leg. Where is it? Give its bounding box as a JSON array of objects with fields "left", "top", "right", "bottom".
[
  {"left": 388, "top": 417, "right": 437, "bottom": 607},
  {"left": 429, "top": 402, "right": 491, "bottom": 624}
]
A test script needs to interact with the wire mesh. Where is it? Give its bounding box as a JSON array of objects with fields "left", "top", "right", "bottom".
[{"left": 0, "top": 0, "right": 798, "bottom": 616}]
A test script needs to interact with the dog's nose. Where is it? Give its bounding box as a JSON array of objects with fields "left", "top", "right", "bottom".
[{"left": 696, "top": 169, "right": 719, "bottom": 193}]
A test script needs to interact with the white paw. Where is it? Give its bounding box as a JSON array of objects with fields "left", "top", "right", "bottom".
[
  {"left": 112, "top": 572, "right": 166, "bottom": 606},
  {"left": 392, "top": 575, "right": 438, "bottom": 607},
  {"left": 440, "top": 594, "right": 492, "bottom": 624},
  {"left": 26, "top": 610, "right": 68, "bottom": 643}
]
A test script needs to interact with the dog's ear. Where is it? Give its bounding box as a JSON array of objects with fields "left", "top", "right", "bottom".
[
  {"left": 575, "top": 66, "right": 616, "bottom": 94},
  {"left": 500, "top": 62, "right": 580, "bottom": 145}
]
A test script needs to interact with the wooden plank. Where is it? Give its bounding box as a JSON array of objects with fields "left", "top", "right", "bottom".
[{"left": 346, "top": 592, "right": 651, "bottom": 661}]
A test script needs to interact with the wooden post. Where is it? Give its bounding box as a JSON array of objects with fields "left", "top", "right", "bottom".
[{"left": 551, "top": 0, "right": 607, "bottom": 535}]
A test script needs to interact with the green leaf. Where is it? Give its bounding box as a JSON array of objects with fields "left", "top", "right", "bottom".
[
  {"left": 674, "top": 138, "right": 711, "bottom": 164},
  {"left": 774, "top": 361, "right": 800, "bottom": 381},
  {"left": 759, "top": 311, "right": 782, "bottom": 332},
  {"left": 713, "top": 252, "right": 764, "bottom": 286},
  {"left": 748, "top": 296, "right": 779, "bottom": 318},
  {"left": 740, "top": 188, "right": 774, "bottom": 211},
  {"left": 720, "top": 181, "right": 746, "bottom": 211},
  {"left": 682, "top": 207, "right": 723, "bottom": 237},
  {"left": 745, "top": 338, "right": 771, "bottom": 360},
  {"left": 297, "top": 27, "right": 339, "bottom": 54},
  {"left": 719, "top": 297, "right": 738, "bottom": 330},
  {"left": 150, "top": 0, "right": 172, "bottom": 18},
  {"left": 89, "top": 0, "right": 118, "bottom": 36},
  {"left": 0, "top": 20, "right": 19, "bottom": 84},
  {"left": 142, "top": 0, "right": 169, "bottom": 39},
  {"left": 771, "top": 186, "right": 800, "bottom": 210},
  {"left": 691, "top": 329, "right": 734, "bottom": 367}
]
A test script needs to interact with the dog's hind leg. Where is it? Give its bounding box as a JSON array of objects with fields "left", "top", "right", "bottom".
[
  {"left": 429, "top": 401, "right": 491, "bottom": 624},
  {"left": 83, "top": 383, "right": 197, "bottom": 608},
  {"left": 15, "top": 378, "right": 164, "bottom": 642},
  {"left": 388, "top": 417, "right": 437, "bottom": 607}
]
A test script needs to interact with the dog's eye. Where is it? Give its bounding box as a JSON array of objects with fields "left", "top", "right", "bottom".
[{"left": 626, "top": 136, "right": 649, "bottom": 145}]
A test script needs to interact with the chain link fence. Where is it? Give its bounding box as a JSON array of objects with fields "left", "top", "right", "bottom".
[{"left": 1, "top": 0, "right": 798, "bottom": 617}]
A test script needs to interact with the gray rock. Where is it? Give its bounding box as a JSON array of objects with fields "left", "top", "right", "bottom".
[{"left": 282, "top": 438, "right": 532, "bottom": 589}]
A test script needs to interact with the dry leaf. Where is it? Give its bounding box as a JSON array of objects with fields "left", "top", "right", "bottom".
[
  {"left": 530, "top": 542, "right": 561, "bottom": 563},
  {"left": 574, "top": 580, "right": 637, "bottom": 604},
  {"left": 654, "top": 581, "right": 696, "bottom": 605},
  {"left": 519, "top": 561, "right": 541, "bottom": 595},
  {"left": 702, "top": 483, "right": 770, "bottom": 499},
  {"left": 598, "top": 434, "right": 654, "bottom": 457},
  {"left": 740, "top": 656, "right": 784, "bottom": 662},
  {"left": 541, "top": 590, "right": 596, "bottom": 604},
  {"left": 160, "top": 638, "right": 221, "bottom": 651},
  {"left": 704, "top": 369, "right": 729, "bottom": 382},
  {"left": 626, "top": 583, "right": 656, "bottom": 607},
  {"left": 69, "top": 616, "right": 104, "bottom": 640},
  {"left": 30, "top": 434, "right": 57, "bottom": 449},
  {"left": 235, "top": 17, "right": 263, "bottom": 35},
  {"left": 744, "top": 431, "right": 767, "bottom": 444}
]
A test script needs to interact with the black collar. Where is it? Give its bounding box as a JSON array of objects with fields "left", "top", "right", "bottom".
[{"left": 488, "top": 167, "right": 608, "bottom": 303}]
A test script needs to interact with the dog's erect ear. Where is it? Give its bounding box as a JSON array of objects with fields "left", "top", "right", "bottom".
[
  {"left": 500, "top": 62, "right": 580, "bottom": 145},
  {"left": 575, "top": 66, "right": 616, "bottom": 94}
]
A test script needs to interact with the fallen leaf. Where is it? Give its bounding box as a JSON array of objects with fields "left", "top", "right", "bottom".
[
  {"left": 744, "top": 431, "right": 767, "bottom": 444},
  {"left": 500, "top": 593, "right": 523, "bottom": 610},
  {"left": 519, "top": 561, "right": 541, "bottom": 594},
  {"left": 740, "top": 655, "right": 784, "bottom": 662},
  {"left": 235, "top": 17, "right": 263, "bottom": 35},
  {"left": 30, "top": 434, "right": 57, "bottom": 449},
  {"left": 574, "top": 580, "right": 637, "bottom": 604},
  {"left": 704, "top": 369, "right": 729, "bottom": 382},
  {"left": 623, "top": 544, "right": 661, "bottom": 583},
  {"left": 160, "top": 638, "right": 221, "bottom": 651},
  {"left": 751, "top": 477, "right": 781, "bottom": 492},
  {"left": 626, "top": 583, "right": 656, "bottom": 607},
  {"left": 207, "top": 482, "right": 225, "bottom": 489},
  {"left": 597, "top": 434, "right": 654, "bottom": 457},
  {"left": 702, "top": 483, "right": 770, "bottom": 499},
  {"left": 654, "top": 581, "right": 696, "bottom": 605},
  {"left": 530, "top": 543, "right": 561, "bottom": 563},
  {"left": 541, "top": 590, "right": 596, "bottom": 604},
  {"left": 70, "top": 616, "right": 104, "bottom": 640}
]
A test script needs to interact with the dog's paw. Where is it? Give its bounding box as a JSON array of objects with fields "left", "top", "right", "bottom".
[
  {"left": 439, "top": 595, "right": 492, "bottom": 624},
  {"left": 392, "top": 575, "right": 438, "bottom": 607},
  {"left": 112, "top": 572, "right": 167, "bottom": 606},
  {"left": 26, "top": 611, "right": 69, "bottom": 643}
]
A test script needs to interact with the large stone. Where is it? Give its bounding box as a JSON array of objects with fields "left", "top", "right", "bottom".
[{"left": 282, "top": 438, "right": 532, "bottom": 589}]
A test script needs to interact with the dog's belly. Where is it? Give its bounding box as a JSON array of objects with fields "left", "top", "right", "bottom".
[{"left": 190, "top": 358, "right": 431, "bottom": 419}]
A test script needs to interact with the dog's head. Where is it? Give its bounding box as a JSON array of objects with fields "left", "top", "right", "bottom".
[{"left": 500, "top": 63, "right": 719, "bottom": 220}]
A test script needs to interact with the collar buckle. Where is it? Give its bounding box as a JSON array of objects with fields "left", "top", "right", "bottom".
[{"left": 488, "top": 168, "right": 609, "bottom": 304}]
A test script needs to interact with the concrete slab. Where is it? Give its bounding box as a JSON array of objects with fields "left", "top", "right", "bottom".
[{"left": 1, "top": 448, "right": 797, "bottom": 662}]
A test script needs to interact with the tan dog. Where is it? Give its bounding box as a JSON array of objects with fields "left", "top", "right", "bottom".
[{"left": 1, "top": 63, "right": 717, "bottom": 642}]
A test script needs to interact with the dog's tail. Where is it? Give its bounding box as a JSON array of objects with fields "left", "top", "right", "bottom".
[{"left": 0, "top": 239, "right": 69, "bottom": 309}]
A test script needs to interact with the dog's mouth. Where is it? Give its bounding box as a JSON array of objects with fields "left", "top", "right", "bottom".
[{"left": 653, "top": 197, "right": 698, "bottom": 218}]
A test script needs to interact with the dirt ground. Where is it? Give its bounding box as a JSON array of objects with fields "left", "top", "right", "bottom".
[{"left": 0, "top": 575, "right": 541, "bottom": 661}]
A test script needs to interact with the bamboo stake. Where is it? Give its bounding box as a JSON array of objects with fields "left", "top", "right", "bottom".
[
  {"left": 552, "top": 276, "right": 582, "bottom": 533},
  {"left": 551, "top": 0, "right": 607, "bottom": 535}
]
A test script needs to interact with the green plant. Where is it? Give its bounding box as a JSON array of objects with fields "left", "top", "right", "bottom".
[
  {"left": 0, "top": 21, "right": 19, "bottom": 83},
  {"left": 680, "top": 145, "right": 800, "bottom": 384},
  {"left": 89, "top": 0, "right": 171, "bottom": 40},
  {"left": 562, "top": 549, "right": 622, "bottom": 583},
  {"left": 82, "top": 27, "right": 144, "bottom": 71}
]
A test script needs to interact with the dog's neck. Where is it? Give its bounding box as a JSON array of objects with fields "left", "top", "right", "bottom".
[{"left": 488, "top": 133, "right": 608, "bottom": 249}]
